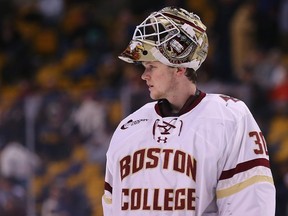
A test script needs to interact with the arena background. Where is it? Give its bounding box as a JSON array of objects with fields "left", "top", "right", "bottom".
[{"left": 0, "top": 0, "right": 287, "bottom": 215}]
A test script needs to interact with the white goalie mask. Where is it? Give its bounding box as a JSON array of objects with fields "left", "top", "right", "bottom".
[{"left": 119, "top": 7, "right": 209, "bottom": 71}]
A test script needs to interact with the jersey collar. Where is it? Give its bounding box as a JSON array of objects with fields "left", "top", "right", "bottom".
[{"left": 155, "top": 89, "right": 206, "bottom": 117}]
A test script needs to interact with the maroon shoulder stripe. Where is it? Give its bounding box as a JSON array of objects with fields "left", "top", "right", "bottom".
[
  {"left": 219, "top": 158, "right": 270, "bottom": 180},
  {"left": 105, "top": 182, "right": 113, "bottom": 193}
]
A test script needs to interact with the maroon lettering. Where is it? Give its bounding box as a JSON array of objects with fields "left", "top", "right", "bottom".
[
  {"left": 187, "top": 188, "right": 196, "bottom": 210},
  {"left": 119, "top": 148, "right": 197, "bottom": 182},
  {"left": 146, "top": 148, "right": 160, "bottom": 169},
  {"left": 162, "top": 149, "right": 173, "bottom": 169},
  {"left": 186, "top": 155, "right": 197, "bottom": 181},
  {"left": 174, "top": 150, "right": 186, "bottom": 173},
  {"left": 121, "top": 188, "right": 196, "bottom": 211},
  {"left": 220, "top": 95, "right": 239, "bottom": 102},
  {"left": 131, "top": 189, "right": 141, "bottom": 210},
  {"left": 122, "top": 188, "right": 129, "bottom": 210},
  {"left": 175, "top": 189, "right": 185, "bottom": 210},
  {"left": 153, "top": 189, "right": 162, "bottom": 210},
  {"left": 164, "top": 189, "right": 174, "bottom": 210},
  {"left": 132, "top": 149, "right": 145, "bottom": 174},
  {"left": 120, "top": 156, "right": 131, "bottom": 180},
  {"left": 143, "top": 188, "right": 150, "bottom": 210}
]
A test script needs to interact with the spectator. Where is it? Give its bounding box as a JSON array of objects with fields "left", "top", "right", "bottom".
[
  {"left": 0, "top": 176, "right": 26, "bottom": 216},
  {"left": 0, "top": 142, "right": 40, "bottom": 184}
]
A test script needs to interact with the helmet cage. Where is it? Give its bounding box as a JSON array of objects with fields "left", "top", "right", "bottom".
[{"left": 133, "top": 12, "right": 181, "bottom": 47}]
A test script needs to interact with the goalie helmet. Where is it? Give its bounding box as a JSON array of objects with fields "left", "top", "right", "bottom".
[{"left": 119, "top": 7, "right": 208, "bottom": 71}]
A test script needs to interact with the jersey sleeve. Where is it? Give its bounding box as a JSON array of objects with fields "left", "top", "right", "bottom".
[
  {"left": 102, "top": 163, "right": 113, "bottom": 216},
  {"left": 102, "top": 115, "right": 132, "bottom": 216},
  {"left": 216, "top": 104, "right": 276, "bottom": 215},
  {"left": 103, "top": 124, "right": 121, "bottom": 216},
  {"left": 102, "top": 126, "right": 117, "bottom": 216}
]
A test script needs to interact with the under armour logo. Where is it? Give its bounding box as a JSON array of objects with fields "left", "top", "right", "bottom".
[{"left": 157, "top": 136, "right": 168, "bottom": 143}]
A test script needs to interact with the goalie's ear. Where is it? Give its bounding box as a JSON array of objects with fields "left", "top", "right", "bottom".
[{"left": 175, "top": 67, "right": 187, "bottom": 76}]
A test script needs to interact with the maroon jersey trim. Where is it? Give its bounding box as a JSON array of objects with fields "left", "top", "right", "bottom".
[
  {"left": 155, "top": 89, "right": 206, "bottom": 117},
  {"left": 219, "top": 158, "right": 271, "bottom": 180},
  {"left": 105, "top": 182, "right": 113, "bottom": 193}
]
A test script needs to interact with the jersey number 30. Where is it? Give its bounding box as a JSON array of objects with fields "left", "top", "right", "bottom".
[{"left": 249, "top": 131, "right": 269, "bottom": 156}]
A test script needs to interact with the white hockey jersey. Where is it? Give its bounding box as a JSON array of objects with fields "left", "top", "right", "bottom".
[{"left": 102, "top": 91, "right": 276, "bottom": 216}]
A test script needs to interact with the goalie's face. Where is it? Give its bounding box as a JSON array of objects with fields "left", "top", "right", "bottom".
[{"left": 141, "top": 61, "right": 179, "bottom": 101}]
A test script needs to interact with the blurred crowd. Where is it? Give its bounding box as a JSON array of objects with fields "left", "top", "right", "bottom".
[{"left": 0, "top": 0, "right": 287, "bottom": 215}]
